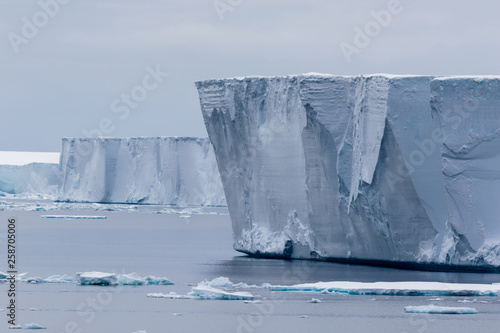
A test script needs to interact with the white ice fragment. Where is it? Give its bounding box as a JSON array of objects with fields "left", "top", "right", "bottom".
[
  {"left": 76, "top": 272, "right": 118, "bottom": 286},
  {"left": 188, "top": 285, "right": 254, "bottom": 300},
  {"left": 23, "top": 323, "right": 47, "bottom": 329},
  {"left": 41, "top": 215, "right": 107, "bottom": 220},
  {"left": 404, "top": 305, "right": 477, "bottom": 314},
  {"left": 307, "top": 298, "right": 321, "bottom": 303},
  {"left": 244, "top": 300, "right": 262, "bottom": 304},
  {"left": 144, "top": 276, "right": 174, "bottom": 285},
  {"left": 9, "top": 325, "right": 22, "bottom": 329}
]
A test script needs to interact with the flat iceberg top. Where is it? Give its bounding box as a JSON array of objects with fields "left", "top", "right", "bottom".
[
  {"left": 433, "top": 75, "right": 500, "bottom": 81},
  {"left": 62, "top": 136, "right": 209, "bottom": 143},
  {"left": 195, "top": 73, "right": 433, "bottom": 85},
  {"left": 0, "top": 151, "right": 60, "bottom": 166}
]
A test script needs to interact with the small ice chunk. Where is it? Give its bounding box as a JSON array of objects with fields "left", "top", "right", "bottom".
[
  {"left": 24, "top": 323, "right": 47, "bottom": 329},
  {"left": 145, "top": 276, "right": 174, "bottom": 285},
  {"left": 172, "top": 313, "right": 183, "bottom": 316},
  {"left": 188, "top": 285, "right": 254, "bottom": 300},
  {"left": 244, "top": 300, "right": 263, "bottom": 304},
  {"left": 307, "top": 298, "right": 321, "bottom": 303},
  {"left": 179, "top": 215, "right": 192, "bottom": 218},
  {"left": 147, "top": 292, "right": 187, "bottom": 299},
  {"left": 9, "top": 325, "right": 22, "bottom": 329},
  {"left": 299, "top": 315, "right": 309, "bottom": 318},
  {"left": 117, "top": 273, "right": 146, "bottom": 286},
  {"left": 131, "top": 331, "right": 147, "bottom": 333},
  {"left": 76, "top": 272, "right": 118, "bottom": 286},
  {"left": 404, "top": 305, "right": 478, "bottom": 314},
  {"left": 41, "top": 215, "right": 107, "bottom": 219}
]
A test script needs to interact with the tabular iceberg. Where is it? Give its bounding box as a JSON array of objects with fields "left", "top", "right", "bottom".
[
  {"left": 58, "top": 137, "right": 225, "bottom": 206},
  {"left": 0, "top": 152, "right": 59, "bottom": 196},
  {"left": 196, "top": 74, "right": 500, "bottom": 271}
]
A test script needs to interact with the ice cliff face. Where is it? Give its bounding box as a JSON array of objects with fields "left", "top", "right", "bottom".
[
  {"left": 197, "top": 74, "right": 500, "bottom": 271},
  {"left": 431, "top": 77, "right": 500, "bottom": 268},
  {"left": 58, "top": 137, "right": 226, "bottom": 206},
  {"left": 0, "top": 162, "right": 59, "bottom": 196}
]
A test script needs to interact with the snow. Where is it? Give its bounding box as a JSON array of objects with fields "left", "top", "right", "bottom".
[
  {"left": 404, "top": 305, "right": 478, "bottom": 314},
  {"left": 0, "top": 152, "right": 59, "bottom": 195},
  {"left": 197, "top": 73, "right": 500, "bottom": 270},
  {"left": 58, "top": 137, "right": 226, "bottom": 206},
  {"left": 270, "top": 281, "right": 500, "bottom": 296}
]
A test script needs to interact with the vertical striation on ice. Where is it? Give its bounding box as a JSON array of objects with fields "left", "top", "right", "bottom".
[
  {"left": 197, "top": 74, "right": 500, "bottom": 271},
  {"left": 58, "top": 137, "right": 226, "bottom": 206}
]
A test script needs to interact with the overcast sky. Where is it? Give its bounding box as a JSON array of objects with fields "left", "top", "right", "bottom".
[{"left": 1, "top": 0, "right": 499, "bottom": 152}]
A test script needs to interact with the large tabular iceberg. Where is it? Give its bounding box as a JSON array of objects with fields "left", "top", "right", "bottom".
[
  {"left": 196, "top": 74, "right": 500, "bottom": 271},
  {"left": 0, "top": 151, "right": 60, "bottom": 196},
  {"left": 58, "top": 137, "right": 226, "bottom": 206}
]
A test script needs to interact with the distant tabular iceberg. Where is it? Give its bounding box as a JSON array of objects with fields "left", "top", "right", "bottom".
[
  {"left": 0, "top": 152, "right": 60, "bottom": 196},
  {"left": 58, "top": 137, "right": 226, "bottom": 206},
  {"left": 197, "top": 74, "right": 500, "bottom": 271}
]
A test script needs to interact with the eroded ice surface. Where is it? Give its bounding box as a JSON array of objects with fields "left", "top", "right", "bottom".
[
  {"left": 58, "top": 137, "right": 226, "bottom": 206},
  {"left": 197, "top": 74, "right": 500, "bottom": 270},
  {"left": 270, "top": 281, "right": 500, "bottom": 296},
  {"left": 404, "top": 305, "right": 478, "bottom": 314}
]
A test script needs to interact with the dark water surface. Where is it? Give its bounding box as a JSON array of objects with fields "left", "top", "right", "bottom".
[{"left": 0, "top": 209, "right": 499, "bottom": 332}]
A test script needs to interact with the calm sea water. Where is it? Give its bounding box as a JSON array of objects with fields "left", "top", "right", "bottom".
[{"left": 0, "top": 203, "right": 499, "bottom": 332}]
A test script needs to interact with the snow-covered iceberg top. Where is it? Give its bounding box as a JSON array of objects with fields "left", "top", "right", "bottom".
[
  {"left": 58, "top": 137, "right": 226, "bottom": 206},
  {"left": 197, "top": 74, "right": 500, "bottom": 271}
]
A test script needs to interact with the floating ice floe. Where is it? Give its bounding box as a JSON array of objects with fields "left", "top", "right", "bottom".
[
  {"left": 41, "top": 215, "right": 107, "bottom": 220},
  {"left": 404, "top": 305, "right": 477, "bottom": 314},
  {"left": 147, "top": 284, "right": 254, "bottom": 301},
  {"left": 24, "top": 275, "right": 75, "bottom": 284},
  {"left": 202, "top": 276, "right": 271, "bottom": 289},
  {"left": 458, "top": 299, "right": 489, "bottom": 304},
  {"left": 307, "top": 298, "right": 321, "bottom": 303},
  {"left": 77, "top": 272, "right": 118, "bottom": 285},
  {"left": 270, "top": 281, "right": 500, "bottom": 296},
  {"left": 14, "top": 323, "right": 47, "bottom": 329},
  {"left": 77, "top": 272, "right": 173, "bottom": 286}
]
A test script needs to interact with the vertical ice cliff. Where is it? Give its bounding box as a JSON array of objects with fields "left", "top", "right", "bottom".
[
  {"left": 58, "top": 137, "right": 226, "bottom": 206},
  {"left": 431, "top": 77, "right": 500, "bottom": 267},
  {"left": 0, "top": 163, "right": 59, "bottom": 196},
  {"left": 197, "top": 74, "right": 500, "bottom": 271}
]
